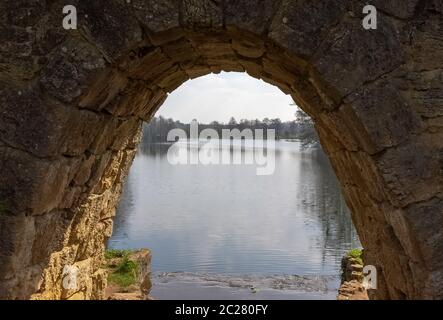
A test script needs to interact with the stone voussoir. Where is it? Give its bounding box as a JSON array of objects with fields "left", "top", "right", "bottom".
[{"left": 0, "top": 0, "right": 442, "bottom": 300}]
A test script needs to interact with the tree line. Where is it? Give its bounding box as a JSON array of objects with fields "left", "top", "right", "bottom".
[{"left": 142, "top": 109, "right": 319, "bottom": 148}]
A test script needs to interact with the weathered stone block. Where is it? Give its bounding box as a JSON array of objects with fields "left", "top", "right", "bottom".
[
  {"left": 317, "top": 111, "right": 360, "bottom": 152},
  {"left": 78, "top": 0, "right": 142, "bottom": 61},
  {"left": 123, "top": 47, "right": 175, "bottom": 82},
  {"left": 0, "top": 25, "right": 40, "bottom": 79},
  {"left": 269, "top": 0, "right": 346, "bottom": 59},
  {"left": 341, "top": 82, "right": 423, "bottom": 154},
  {"left": 0, "top": 146, "right": 83, "bottom": 216},
  {"left": 232, "top": 38, "right": 265, "bottom": 59},
  {"left": 31, "top": 210, "right": 73, "bottom": 265},
  {"left": 161, "top": 38, "right": 199, "bottom": 63},
  {"left": 198, "top": 42, "right": 235, "bottom": 58},
  {"left": 240, "top": 60, "right": 263, "bottom": 80},
  {"left": 0, "top": 0, "right": 47, "bottom": 27},
  {"left": 104, "top": 81, "right": 154, "bottom": 118},
  {"left": 400, "top": 69, "right": 443, "bottom": 119},
  {"left": 311, "top": 18, "right": 405, "bottom": 101},
  {"left": 132, "top": 0, "right": 180, "bottom": 33},
  {"left": 157, "top": 68, "right": 189, "bottom": 92},
  {"left": 181, "top": 61, "right": 211, "bottom": 79},
  {"left": 262, "top": 57, "right": 297, "bottom": 88},
  {"left": 409, "top": 13, "right": 443, "bottom": 70},
  {"left": 182, "top": 0, "right": 223, "bottom": 28},
  {"left": 0, "top": 84, "right": 57, "bottom": 157},
  {"left": 377, "top": 138, "right": 443, "bottom": 207},
  {"left": 225, "top": 0, "right": 279, "bottom": 34},
  {"left": 40, "top": 38, "right": 106, "bottom": 103},
  {"left": 0, "top": 0, "right": 68, "bottom": 80},
  {"left": 79, "top": 69, "right": 129, "bottom": 112},
  {"left": 370, "top": 0, "right": 421, "bottom": 19}
]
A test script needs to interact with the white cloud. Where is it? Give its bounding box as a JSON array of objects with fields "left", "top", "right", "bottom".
[{"left": 156, "top": 72, "right": 297, "bottom": 123}]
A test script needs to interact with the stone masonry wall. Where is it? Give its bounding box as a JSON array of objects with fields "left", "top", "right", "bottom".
[{"left": 0, "top": 0, "right": 442, "bottom": 299}]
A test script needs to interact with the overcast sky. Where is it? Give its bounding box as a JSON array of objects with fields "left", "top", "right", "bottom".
[{"left": 156, "top": 72, "right": 298, "bottom": 123}]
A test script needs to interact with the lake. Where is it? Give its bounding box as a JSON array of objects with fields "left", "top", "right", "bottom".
[{"left": 108, "top": 140, "right": 361, "bottom": 299}]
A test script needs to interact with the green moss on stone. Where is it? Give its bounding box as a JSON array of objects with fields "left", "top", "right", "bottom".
[
  {"left": 105, "top": 249, "right": 139, "bottom": 288},
  {"left": 347, "top": 248, "right": 363, "bottom": 265}
]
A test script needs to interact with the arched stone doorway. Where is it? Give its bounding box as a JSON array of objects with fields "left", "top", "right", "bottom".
[{"left": 0, "top": 0, "right": 441, "bottom": 299}]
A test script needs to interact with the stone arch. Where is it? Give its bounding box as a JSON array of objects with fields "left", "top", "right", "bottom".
[{"left": 0, "top": 0, "right": 441, "bottom": 299}]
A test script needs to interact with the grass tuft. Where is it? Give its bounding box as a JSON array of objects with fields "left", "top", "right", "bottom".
[
  {"left": 105, "top": 249, "right": 139, "bottom": 287},
  {"left": 347, "top": 248, "right": 363, "bottom": 265},
  {"left": 105, "top": 249, "right": 132, "bottom": 259}
]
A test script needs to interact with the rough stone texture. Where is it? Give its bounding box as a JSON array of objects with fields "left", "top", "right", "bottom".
[
  {"left": 0, "top": 0, "right": 442, "bottom": 300},
  {"left": 337, "top": 255, "right": 369, "bottom": 300},
  {"left": 337, "top": 280, "right": 368, "bottom": 300}
]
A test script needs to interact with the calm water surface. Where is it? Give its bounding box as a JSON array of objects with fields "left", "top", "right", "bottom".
[{"left": 108, "top": 140, "right": 360, "bottom": 299}]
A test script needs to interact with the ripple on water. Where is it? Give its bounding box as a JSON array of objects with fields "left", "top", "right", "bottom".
[{"left": 150, "top": 272, "right": 340, "bottom": 300}]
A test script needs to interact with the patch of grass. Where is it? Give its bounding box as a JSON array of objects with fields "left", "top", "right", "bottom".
[
  {"left": 347, "top": 248, "right": 363, "bottom": 265},
  {"left": 108, "top": 272, "right": 135, "bottom": 288},
  {"left": 105, "top": 249, "right": 132, "bottom": 259},
  {"left": 107, "top": 255, "right": 139, "bottom": 288}
]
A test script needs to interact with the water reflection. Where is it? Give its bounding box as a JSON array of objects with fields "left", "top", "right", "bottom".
[{"left": 108, "top": 140, "right": 360, "bottom": 277}]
